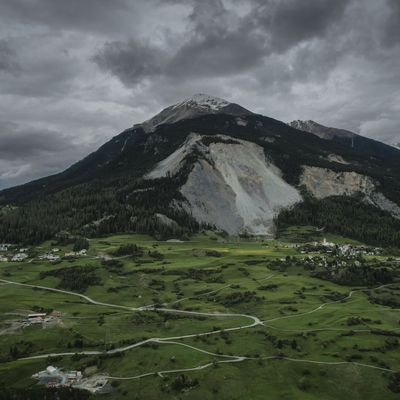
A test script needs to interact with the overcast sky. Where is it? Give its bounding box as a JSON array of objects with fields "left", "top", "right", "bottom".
[{"left": 0, "top": 0, "right": 399, "bottom": 189}]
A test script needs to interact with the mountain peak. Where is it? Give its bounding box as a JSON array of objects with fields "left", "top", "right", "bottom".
[
  {"left": 174, "top": 93, "right": 230, "bottom": 111},
  {"left": 139, "top": 93, "right": 252, "bottom": 133},
  {"left": 289, "top": 120, "right": 356, "bottom": 140}
]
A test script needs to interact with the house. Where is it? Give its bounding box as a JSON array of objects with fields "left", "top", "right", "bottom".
[
  {"left": 66, "top": 371, "right": 82, "bottom": 380},
  {"left": 39, "top": 253, "right": 61, "bottom": 261},
  {"left": 27, "top": 313, "right": 47, "bottom": 324},
  {"left": 0, "top": 256, "right": 8, "bottom": 262},
  {"left": 321, "top": 238, "right": 335, "bottom": 247},
  {"left": 64, "top": 250, "right": 87, "bottom": 258},
  {"left": 11, "top": 253, "right": 28, "bottom": 262},
  {"left": 46, "top": 366, "right": 58, "bottom": 374}
]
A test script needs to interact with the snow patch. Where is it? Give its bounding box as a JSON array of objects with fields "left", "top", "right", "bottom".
[
  {"left": 235, "top": 117, "right": 248, "bottom": 126},
  {"left": 175, "top": 93, "right": 230, "bottom": 111}
]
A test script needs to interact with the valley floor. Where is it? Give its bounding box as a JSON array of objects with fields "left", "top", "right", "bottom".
[{"left": 0, "top": 230, "right": 399, "bottom": 399}]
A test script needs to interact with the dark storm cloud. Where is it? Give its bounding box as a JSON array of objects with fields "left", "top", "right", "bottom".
[
  {"left": 382, "top": 0, "right": 400, "bottom": 46},
  {"left": 0, "top": 121, "right": 74, "bottom": 160},
  {"left": 93, "top": 39, "right": 167, "bottom": 85},
  {"left": 0, "top": 0, "right": 133, "bottom": 34},
  {"left": 0, "top": 0, "right": 399, "bottom": 189},
  {"left": 0, "top": 40, "right": 20, "bottom": 74},
  {"left": 92, "top": 0, "right": 350, "bottom": 83},
  {"left": 253, "top": 0, "right": 348, "bottom": 52},
  {"left": 166, "top": 0, "right": 267, "bottom": 78},
  {"left": 0, "top": 120, "right": 93, "bottom": 188}
]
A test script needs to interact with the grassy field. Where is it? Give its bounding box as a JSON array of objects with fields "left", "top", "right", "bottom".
[{"left": 0, "top": 230, "right": 399, "bottom": 399}]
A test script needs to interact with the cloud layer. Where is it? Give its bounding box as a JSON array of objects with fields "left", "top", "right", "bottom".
[{"left": 0, "top": 0, "right": 399, "bottom": 188}]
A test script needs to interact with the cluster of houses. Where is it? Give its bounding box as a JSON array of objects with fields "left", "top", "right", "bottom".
[
  {"left": 38, "top": 248, "right": 61, "bottom": 262},
  {"left": 299, "top": 238, "right": 382, "bottom": 257},
  {"left": 22, "top": 311, "right": 62, "bottom": 328},
  {"left": 64, "top": 249, "right": 87, "bottom": 258},
  {"left": 0, "top": 243, "right": 12, "bottom": 252},
  {"left": 32, "top": 365, "right": 82, "bottom": 388},
  {"left": 32, "top": 365, "right": 111, "bottom": 394},
  {"left": 0, "top": 244, "right": 88, "bottom": 263},
  {"left": 0, "top": 245, "right": 29, "bottom": 262}
]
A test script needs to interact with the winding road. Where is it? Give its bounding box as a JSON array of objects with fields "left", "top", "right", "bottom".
[{"left": 0, "top": 278, "right": 396, "bottom": 381}]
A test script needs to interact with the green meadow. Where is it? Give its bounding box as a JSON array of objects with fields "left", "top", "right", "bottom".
[{"left": 0, "top": 231, "right": 399, "bottom": 399}]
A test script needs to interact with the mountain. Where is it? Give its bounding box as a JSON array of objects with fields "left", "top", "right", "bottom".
[{"left": 1, "top": 94, "right": 400, "bottom": 245}]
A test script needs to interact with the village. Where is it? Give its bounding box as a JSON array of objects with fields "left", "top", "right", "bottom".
[
  {"left": 0, "top": 243, "right": 87, "bottom": 263},
  {"left": 265, "top": 238, "right": 399, "bottom": 286},
  {"left": 299, "top": 237, "right": 383, "bottom": 257}
]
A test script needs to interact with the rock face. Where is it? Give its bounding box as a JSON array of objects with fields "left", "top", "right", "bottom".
[
  {"left": 300, "top": 166, "right": 375, "bottom": 198},
  {"left": 300, "top": 166, "right": 400, "bottom": 218},
  {"left": 146, "top": 133, "right": 302, "bottom": 235},
  {"left": 325, "top": 154, "right": 349, "bottom": 164}
]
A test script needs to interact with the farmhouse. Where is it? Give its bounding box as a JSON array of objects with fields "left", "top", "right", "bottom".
[
  {"left": 11, "top": 253, "right": 28, "bottom": 262},
  {"left": 27, "top": 313, "right": 47, "bottom": 324},
  {"left": 39, "top": 253, "right": 61, "bottom": 261}
]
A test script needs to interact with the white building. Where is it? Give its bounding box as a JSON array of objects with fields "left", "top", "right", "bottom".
[
  {"left": 39, "top": 253, "right": 61, "bottom": 261},
  {"left": 46, "top": 366, "right": 58, "bottom": 374},
  {"left": 11, "top": 253, "right": 28, "bottom": 262},
  {"left": 64, "top": 250, "right": 87, "bottom": 258},
  {"left": 66, "top": 371, "right": 82, "bottom": 380},
  {"left": 321, "top": 238, "right": 335, "bottom": 247}
]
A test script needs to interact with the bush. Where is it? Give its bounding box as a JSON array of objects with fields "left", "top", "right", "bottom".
[
  {"left": 73, "top": 237, "right": 89, "bottom": 252},
  {"left": 39, "top": 265, "right": 101, "bottom": 292},
  {"left": 113, "top": 244, "right": 143, "bottom": 257}
]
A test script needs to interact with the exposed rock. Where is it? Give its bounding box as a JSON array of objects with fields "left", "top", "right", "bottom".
[
  {"left": 146, "top": 134, "right": 302, "bottom": 235},
  {"left": 155, "top": 213, "right": 179, "bottom": 227},
  {"left": 300, "top": 166, "right": 374, "bottom": 198},
  {"left": 367, "top": 192, "right": 400, "bottom": 219},
  {"left": 300, "top": 165, "right": 400, "bottom": 218},
  {"left": 325, "top": 153, "right": 349, "bottom": 164}
]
